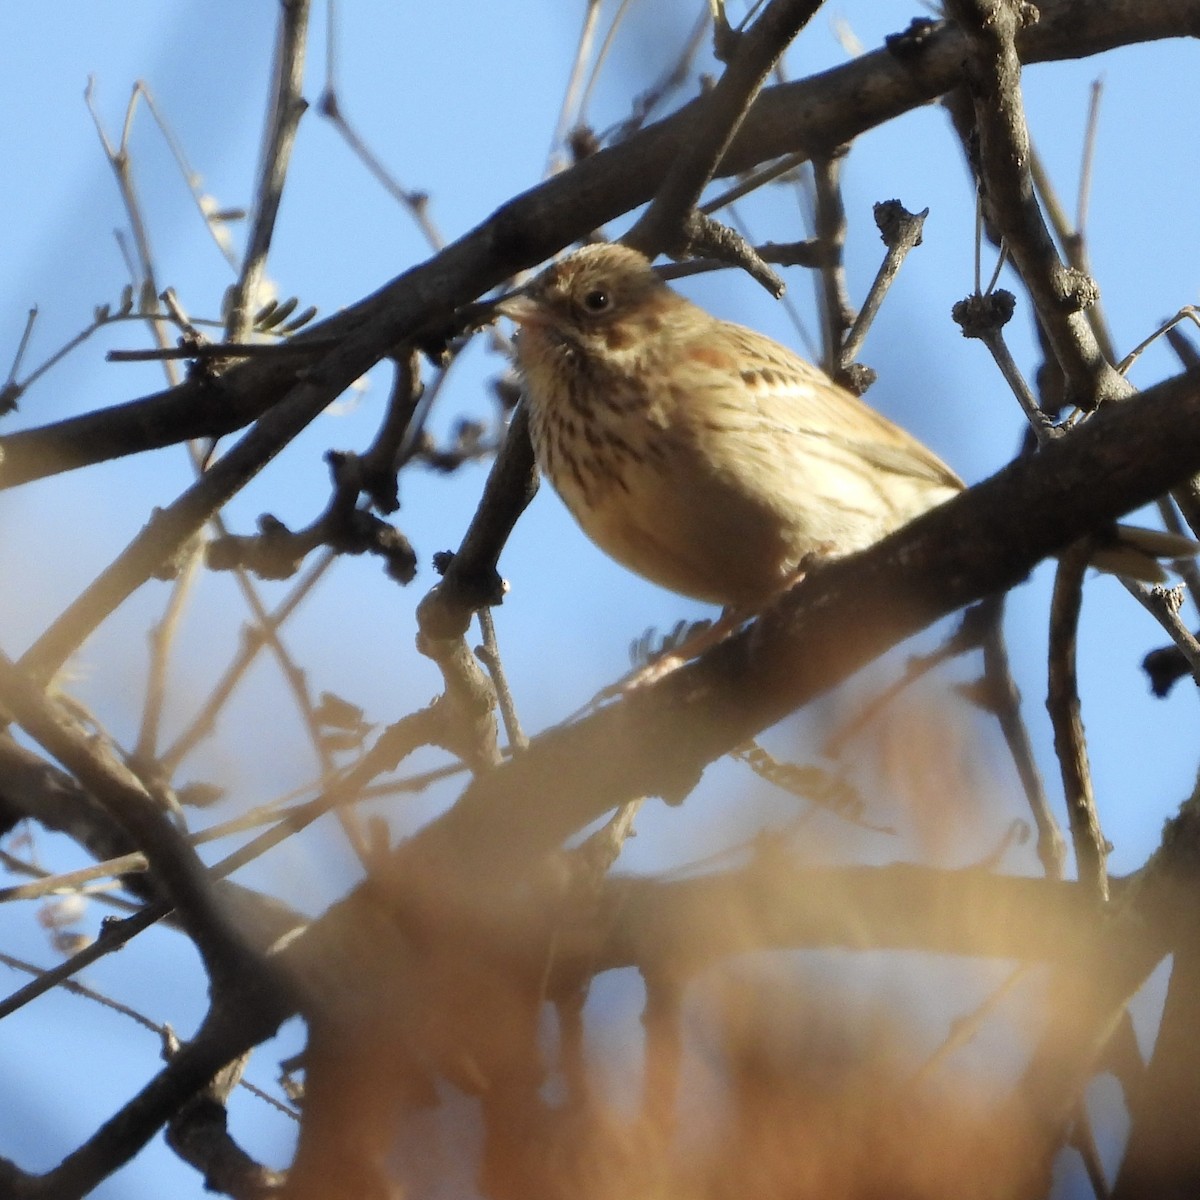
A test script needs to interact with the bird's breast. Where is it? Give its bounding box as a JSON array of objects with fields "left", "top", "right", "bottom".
[{"left": 528, "top": 386, "right": 805, "bottom": 606}]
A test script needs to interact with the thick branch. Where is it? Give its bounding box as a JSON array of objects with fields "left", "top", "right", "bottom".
[
  {"left": 581, "top": 862, "right": 1112, "bottom": 976},
  {"left": 377, "top": 368, "right": 1200, "bottom": 897}
]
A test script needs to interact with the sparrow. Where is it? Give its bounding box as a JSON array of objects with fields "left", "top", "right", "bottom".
[{"left": 498, "top": 243, "right": 1191, "bottom": 671}]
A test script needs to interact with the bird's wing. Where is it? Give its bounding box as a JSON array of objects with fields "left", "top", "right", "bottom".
[{"left": 675, "top": 322, "right": 964, "bottom": 492}]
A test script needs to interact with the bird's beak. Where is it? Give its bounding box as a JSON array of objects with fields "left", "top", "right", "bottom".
[{"left": 494, "top": 293, "right": 546, "bottom": 327}]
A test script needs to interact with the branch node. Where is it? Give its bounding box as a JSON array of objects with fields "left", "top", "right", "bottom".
[
  {"left": 883, "top": 16, "right": 942, "bottom": 61},
  {"left": 951, "top": 289, "right": 1017, "bottom": 340}
]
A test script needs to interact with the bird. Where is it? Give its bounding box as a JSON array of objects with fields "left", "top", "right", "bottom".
[{"left": 498, "top": 243, "right": 1192, "bottom": 675}]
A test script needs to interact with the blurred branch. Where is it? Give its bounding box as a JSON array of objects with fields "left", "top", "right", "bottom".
[
  {"left": 159, "top": 550, "right": 335, "bottom": 775},
  {"left": 545, "top": 0, "right": 603, "bottom": 176},
  {"left": 0, "top": 652, "right": 265, "bottom": 989},
  {"left": 276, "top": 364, "right": 1200, "bottom": 1191},
  {"left": 979, "top": 597, "right": 1067, "bottom": 880},
  {"left": 134, "top": 537, "right": 204, "bottom": 767},
  {"left": 1114, "top": 788, "right": 1200, "bottom": 1197},
  {"left": 583, "top": 863, "right": 1111, "bottom": 977}
]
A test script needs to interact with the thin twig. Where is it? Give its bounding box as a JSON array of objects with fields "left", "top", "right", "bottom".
[
  {"left": 476, "top": 608, "right": 527, "bottom": 753},
  {"left": 1076, "top": 77, "right": 1103, "bottom": 241},
  {"left": 224, "top": 0, "right": 311, "bottom": 341},
  {"left": 811, "top": 152, "right": 852, "bottom": 373},
  {"left": 979, "top": 597, "right": 1066, "bottom": 881},
  {"left": 700, "top": 148, "right": 808, "bottom": 214},
  {"left": 1, "top": 307, "right": 38, "bottom": 408},
  {"left": 0, "top": 948, "right": 164, "bottom": 1034},
  {"left": 0, "top": 903, "right": 168, "bottom": 1022},
  {"left": 1117, "top": 306, "right": 1200, "bottom": 378},
  {"left": 5, "top": 307, "right": 228, "bottom": 406},
  {"left": 111, "top": 82, "right": 241, "bottom": 270},
  {"left": 1125, "top": 581, "right": 1200, "bottom": 690},
  {"left": 839, "top": 200, "right": 928, "bottom": 369},
  {"left": 320, "top": 0, "right": 443, "bottom": 250},
  {"left": 134, "top": 538, "right": 204, "bottom": 766},
  {"left": 576, "top": 0, "right": 638, "bottom": 130},
  {"left": 914, "top": 965, "right": 1030, "bottom": 1080},
  {"left": 625, "top": 0, "right": 822, "bottom": 259},
  {"left": 86, "top": 78, "right": 159, "bottom": 304},
  {"left": 0, "top": 850, "right": 145, "bottom": 905},
  {"left": 1046, "top": 539, "right": 1108, "bottom": 901},
  {"left": 546, "top": 0, "right": 603, "bottom": 175}
]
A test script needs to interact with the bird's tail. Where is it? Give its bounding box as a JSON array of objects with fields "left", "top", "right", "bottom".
[{"left": 1091, "top": 524, "right": 1200, "bottom": 582}]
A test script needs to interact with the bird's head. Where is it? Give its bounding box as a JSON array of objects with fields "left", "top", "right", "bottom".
[{"left": 497, "top": 244, "right": 673, "bottom": 365}]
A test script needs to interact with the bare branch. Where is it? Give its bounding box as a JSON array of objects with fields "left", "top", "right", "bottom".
[
  {"left": 1046, "top": 539, "right": 1108, "bottom": 900},
  {"left": 626, "top": 0, "right": 822, "bottom": 260},
  {"left": 224, "top": 0, "right": 311, "bottom": 342},
  {"left": 3, "top": 2, "right": 1192, "bottom": 488}
]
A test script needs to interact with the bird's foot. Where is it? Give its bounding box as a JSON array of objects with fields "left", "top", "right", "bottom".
[{"left": 566, "top": 609, "right": 748, "bottom": 722}]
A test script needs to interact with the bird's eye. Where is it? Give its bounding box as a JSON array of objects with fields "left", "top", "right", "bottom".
[{"left": 582, "top": 289, "right": 611, "bottom": 313}]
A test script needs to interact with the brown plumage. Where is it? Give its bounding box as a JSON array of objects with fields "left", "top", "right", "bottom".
[{"left": 500, "top": 243, "right": 1189, "bottom": 614}]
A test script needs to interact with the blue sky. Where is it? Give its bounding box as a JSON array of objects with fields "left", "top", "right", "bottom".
[{"left": 2, "top": 4, "right": 1199, "bottom": 1196}]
